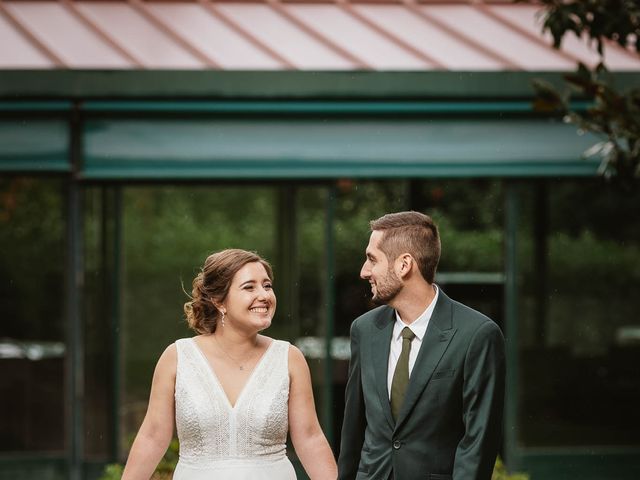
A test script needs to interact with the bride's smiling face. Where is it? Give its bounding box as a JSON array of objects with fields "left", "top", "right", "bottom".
[{"left": 222, "top": 262, "right": 276, "bottom": 332}]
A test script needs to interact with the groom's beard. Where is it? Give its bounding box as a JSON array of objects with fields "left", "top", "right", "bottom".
[{"left": 371, "top": 267, "right": 402, "bottom": 305}]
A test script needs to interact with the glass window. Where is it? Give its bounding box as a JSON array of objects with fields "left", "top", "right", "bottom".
[
  {"left": 412, "top": 179, "right": 504, "bottom": 327},
  {"left": 517, "top": 180, "right": 640, "bottom": 447},
  {"left": 0, "top": 178, "right": 66, "bottom": 454},
  {"left": 334, "top": 179, "right": 411, "bottom": 338}
]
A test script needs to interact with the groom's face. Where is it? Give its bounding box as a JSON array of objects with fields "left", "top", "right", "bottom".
[{"left": 361, "top": 230, "right": 403, "bottom": 305}]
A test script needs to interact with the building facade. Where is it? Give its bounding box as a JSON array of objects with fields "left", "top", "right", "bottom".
[{"left": 1, "top": 2, "right": 640, "bottom": 479}]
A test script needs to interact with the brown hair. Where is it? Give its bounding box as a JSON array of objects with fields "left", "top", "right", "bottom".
[
  {"left": 370, "top": 211, "right": 441, "bottom": 284},
  {"left": 184, "top": 249, "right": 274, "bottom": 334}
]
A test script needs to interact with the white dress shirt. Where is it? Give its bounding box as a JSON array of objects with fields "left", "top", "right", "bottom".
[{"left": 387, "top": 285, "right": 439, "bottom": 399}]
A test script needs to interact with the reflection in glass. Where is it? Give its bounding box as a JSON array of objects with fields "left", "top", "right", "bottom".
[
  {"left": 518, "top": 180, "right": 640, "bottom": 447},
  {"left": 0, "top": 178, "right": 66, "bottom": 453}
]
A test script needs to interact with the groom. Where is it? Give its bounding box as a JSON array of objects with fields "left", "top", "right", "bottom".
[{"left": 338, "top": 211, "right": 505, "bottom": 480}]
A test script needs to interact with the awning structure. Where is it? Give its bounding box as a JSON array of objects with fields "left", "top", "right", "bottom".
[
  {"left": 0, "top": 103, "right": 602, "bottom": 179},
  {"left": 0, "top": 118, "right": 69, "bottom": 172},
  {"left": 1, "top": 1, "right": 635, "bottom": 181},
  {"left": 82, "top": 117, "right": 601, "bottom": 179},
  {"left": 1, "top": 0, "right": 639, "bottom": 71}
]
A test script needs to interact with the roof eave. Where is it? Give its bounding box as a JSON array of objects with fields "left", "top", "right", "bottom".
[{"left": 1, "top": 70, "right": 637, "bottom": 100}]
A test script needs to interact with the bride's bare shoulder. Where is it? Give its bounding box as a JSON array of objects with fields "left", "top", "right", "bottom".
[{"left": 154, "top": 342, "right": 178, "bottom": 378}]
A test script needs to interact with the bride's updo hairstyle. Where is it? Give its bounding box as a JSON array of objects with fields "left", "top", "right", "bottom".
[{"left": 184, "top": 249, "right": 274, "bottom": 334}]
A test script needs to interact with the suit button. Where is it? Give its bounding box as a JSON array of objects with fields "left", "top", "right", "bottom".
[{"left": 392, "top": 440, "right": 401, "bottom": 450}]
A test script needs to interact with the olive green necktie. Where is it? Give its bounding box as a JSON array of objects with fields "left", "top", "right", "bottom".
[{"left": 390, "top": 327, "right": 416, "bottom": 421}]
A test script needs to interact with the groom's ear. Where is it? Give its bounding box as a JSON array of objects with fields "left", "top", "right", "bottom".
[{"left": 397, "top": 253, "right": 414, "bottom": 279}]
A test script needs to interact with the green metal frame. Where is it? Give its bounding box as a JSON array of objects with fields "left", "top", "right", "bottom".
[
  {"left": 322, "top": 186, "right": 336, "bottom": 445},
  {"left": 3, "top": 71, "right": 639, "bottom": 477},
  {"left": 67, "top": 106, "right": 85, "bottom": 480},
  {"left": 80, "top": 100, "right": 567, "bottom": 114},
  {"left": 520, "top": 450, "right": 640, "bottom": 479},
  {"left": 1, "top": 99, "right": 601, "bottom": 180},
  {"left": 0, "top": 117, "right": 71, "bottom": 173},
  {"left": 0, "top": 456, "right": 68, "bottom": 480},
  {"left": 79, "top": 115, "right": 601, "bottom": 180},
  {"left": 109, "top": 186, "right": 123, "bottom": 463},
  {"left": 1, "top": 70, "right": 638, "bottom": 100},
  {"left": 0, "top": 99, "right": 591, "bottom": 114},
  {"left": 504, "top": 182, "right": 521, "bottom": 471}
]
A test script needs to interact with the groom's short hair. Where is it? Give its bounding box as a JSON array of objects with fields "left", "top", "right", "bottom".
[{"left": 370, "top": 211, "right": 440, "bottom": 284}]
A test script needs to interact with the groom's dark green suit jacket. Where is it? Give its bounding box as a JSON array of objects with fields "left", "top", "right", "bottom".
[{"left": 338, "top": 290, "right": 505, "bottom": 480}]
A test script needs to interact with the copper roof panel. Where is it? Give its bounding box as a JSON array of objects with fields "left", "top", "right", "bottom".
[
  {"left": 145, "top": 3, "right": 280, "bottom": 69},
  {"left": 351, "top": 5, "right": 502, "bottom": 70},
  {"left": 1, "top": 0, "right": 638, "bottom": 72},
  {"left": 0, "top": 10, "right": 54, "bottom": 67},
  {"left": 425, "top": 5, "right": 576, "bottom": 70},
  {"left": 287, "top": 4, "right": 429, "bottom": 69},
  {"left": 76, "top": 2, "right": 204, "bottom": 68},
  {"left": 217, "top": 3, "right": 355, "bottom": 69},
  {"left": 486, "top": 4, "right": 640, "bottom": 71},
  {"left": 6, "top": 1, "right": 129, "bottom": 67}
]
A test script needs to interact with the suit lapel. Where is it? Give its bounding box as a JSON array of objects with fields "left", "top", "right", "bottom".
[
  {"left": 394, "top": 290, "right": 457, "bottom": 431},
  {"left": 371, "top": 307, "right": 395, "bottom": 430}
]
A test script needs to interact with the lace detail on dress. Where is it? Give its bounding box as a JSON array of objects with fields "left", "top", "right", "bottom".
[{"left": 175, "top": 338, "right": 290, "bottom": 466}]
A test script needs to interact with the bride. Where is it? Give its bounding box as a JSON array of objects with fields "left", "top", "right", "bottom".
[{"left": 121, "top": 249, "right": 337, "bottom": 480}]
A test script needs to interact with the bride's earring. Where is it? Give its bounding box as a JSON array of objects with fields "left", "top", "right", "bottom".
[{"left": 220, "top": 310, "right": 226, "bottom": 327}]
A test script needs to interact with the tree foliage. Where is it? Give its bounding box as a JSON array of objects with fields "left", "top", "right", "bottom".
[
  {"left": 537, "top": 0, "right": 640, "bottom": 54},
  {"left": 526, "top": 0, "right": 640, "bottom": 186}
]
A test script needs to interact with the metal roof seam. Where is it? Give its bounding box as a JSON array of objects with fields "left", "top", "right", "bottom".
[
  {"left": 1, "top": 0, "right": 638, "bottom": 72},
  {"left": 0, "top": 0, "right": 66, "bottom": 66},
  {"left": 60, "top": 0, "right": 144, "bottom": 68},
  {"left": 197, "top": 0, "right": 296, "bottom": 69},
  {"left": 402, "top": 0, "right": 521, "bottom": 70},
  {"left": 472, "top": 1, "right": 582, "bottom": 66},
  {"left": 337, "top": 0, "right": 444, "bottom": 68},
  {"left": 604, "top": 37, "right": 640, "bottom": 62},
  {"left": 127, "top": 0, "right": 220, "bottom": 68},
  {"left": 266, "top": 0, "right": 370, "bottom": 69}
]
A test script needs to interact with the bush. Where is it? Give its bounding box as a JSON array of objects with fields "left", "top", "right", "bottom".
[
  {"left": 492, "top": 456, "right": 530, "bottom": 480},
  {"left": 98, "top": 438, "right": 179, "bottom": 480},
  {"left": 101, "top": 447, "right": 527, "bottom": 479},
  {"left": 98, "top": 464, "right": 122, "bottom": 480}
]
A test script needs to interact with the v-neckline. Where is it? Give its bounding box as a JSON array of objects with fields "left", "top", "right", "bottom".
[{"left": 191, "top": 337, "right": 275, "bottom": 410}]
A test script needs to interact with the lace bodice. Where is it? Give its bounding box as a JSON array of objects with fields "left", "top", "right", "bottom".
[{"left": 174, "top": 338, "right": 290, "bottom": 468}]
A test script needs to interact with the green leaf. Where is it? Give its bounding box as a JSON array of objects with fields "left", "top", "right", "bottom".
[{"left": 531, "top": 79, "right": 567, "bottom": 113}]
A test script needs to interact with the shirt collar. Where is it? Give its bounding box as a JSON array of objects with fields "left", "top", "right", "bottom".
[{"left": 393, "top": 285, "right": 439, "bottom": 342}]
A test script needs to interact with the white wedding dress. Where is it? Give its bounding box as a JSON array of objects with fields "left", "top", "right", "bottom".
[{"left": 173, "top": 338, "right": 297, "bottom": 480}]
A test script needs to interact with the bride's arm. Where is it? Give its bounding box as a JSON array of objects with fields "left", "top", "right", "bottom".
[
  {"left": 121, "top": 344, "right": 177, "bottom": 480},
  {"left": 288, "top": 345, "right": 338, "bottom": 480}
]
